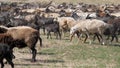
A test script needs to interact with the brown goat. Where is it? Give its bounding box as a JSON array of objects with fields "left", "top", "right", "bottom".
[{"left": 0, "top": 26, "right": 42, "bottom": 62}]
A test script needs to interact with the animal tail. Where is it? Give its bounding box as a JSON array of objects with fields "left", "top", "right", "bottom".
[
  {"left": 38, "top": 36, "right": 42, "bottom": 47},
  {"left": 35, "top": 30, "right": 42, "bottom": 47}
]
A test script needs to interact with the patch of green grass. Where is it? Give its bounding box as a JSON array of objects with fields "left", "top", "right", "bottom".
[
  {"left": 12, "top": 29, "right": 120, "bottom": 68},
  {"left": 13, "top": 29, "right": 120, "bottom": 68},
  {"left": 39, "top": 41, "right": 120, "bottom": 68}
]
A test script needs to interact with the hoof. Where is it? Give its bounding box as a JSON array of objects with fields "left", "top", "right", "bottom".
[{"left": 31, "top": 59, "right": 36, "bottom": 62}]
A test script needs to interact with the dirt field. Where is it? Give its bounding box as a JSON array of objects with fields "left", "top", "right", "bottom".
[
  {"left": 2, "top": 31, "right": 120, "bottom": 68},
  {"left": 3, "top": 32, "right": 75, "bottom": 68}
]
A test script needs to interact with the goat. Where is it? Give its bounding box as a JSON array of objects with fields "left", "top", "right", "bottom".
[{"left": 0, "top": 43, "right": 14, "bottom": 68}]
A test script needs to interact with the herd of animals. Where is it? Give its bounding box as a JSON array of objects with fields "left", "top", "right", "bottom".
[{"left": 0, "top": 1, "right": 119, "bottom": 68}]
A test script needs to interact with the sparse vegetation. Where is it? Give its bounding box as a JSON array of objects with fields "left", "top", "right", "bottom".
[{"left": 4, "top": 31, "right": 119, "bottom": 68}]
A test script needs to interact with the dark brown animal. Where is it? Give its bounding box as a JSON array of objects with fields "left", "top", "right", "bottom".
[
  {"left": 0, "top": 26, "right": 42, "bottom": 62},
  {"left": 0, "top": 43, "right": 14, "bottom": 68}
]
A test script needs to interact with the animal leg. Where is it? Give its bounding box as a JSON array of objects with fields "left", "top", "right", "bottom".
[
  {"left": 77, "top": 33, "right": 83, "bottom": 44},
  {"left": 83, "top": 33, "right": 88, "bottom": 43},
  {"left": 99, "top": 34, "right": 105, "bottom": 45},
  {"left": 111, "top": 35, "right": 114, "bottom": 42},
  {"left": 94, "top": 33, "right": 101, "bottom": 43},
  {"left": 70, "top": 32, "right": 75, "bottom": 41},
  {"left": 38, "top": 36, "right": 42, "bottom": 47},
  {"left": 47, "top": 31, "right": 50, "bottom": 39},
  {"left": 31, "top": 48, "right": 37, "bottom": 62},
  {"left": 5, "top": 57, "right": 14, "bottom": 68},
  {"left": 55, "top": 32, "right": 58, "bottom": 39},
  {"left": 76, "top": 31, "right": 80, "bottom": 40},
  {"left": 111, "top": 33, "right": 118, "bottom": 42},
  {"left": 50, "top": 32, "right": 52, "bottom": 39},
  {"left": 0, "top": 59, "right": 4, "bottom": 68},
  {"left": 58, "top": 31, "right": 61, "bottom": 40},
  {"left": 11, "top": 50, "right": 15, "bottom": 59}
]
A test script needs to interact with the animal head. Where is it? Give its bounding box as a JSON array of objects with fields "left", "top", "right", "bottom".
[{"left": 0, "top": 26, "right": 8, "bottom": 33}]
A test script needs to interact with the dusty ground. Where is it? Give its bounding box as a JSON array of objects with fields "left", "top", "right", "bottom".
[
  {"left": 3, "top": 42, "right": 43, "bottom": 68},
  {"left": 2, "top": 28, "right": 120, "bottom": 68},
  {"left": 2, "top": 33, "right": 70, "bottom": 68}
]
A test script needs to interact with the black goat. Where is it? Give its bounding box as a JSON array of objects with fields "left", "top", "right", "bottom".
[
  {"left": 45, "top": 22, "right": 61, "bottom": 39},
  {"left": 0, "top": 43, "right": 14, "bottom": 68}
]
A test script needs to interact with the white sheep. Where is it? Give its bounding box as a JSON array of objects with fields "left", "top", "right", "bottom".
[{"left": 70, "top": 19, "right": 112, "bottom": 45}]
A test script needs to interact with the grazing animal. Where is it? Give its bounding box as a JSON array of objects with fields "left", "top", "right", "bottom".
[
  {"left": 45, "top": 22, "right": 61, "bottom": 39},
  {"left": 0, "top": 26, "right": 42, "bottom": 62},
  {"left": 70, "top": 19, "right": 111, "bottom": 44},
  {"left": 0, "top": 43, "right": 14, "bottom": 68},
  {"left": 36, "top": 16, "right": 61, "bottom": 39},
  {"left": 108, "top": 17, "right": 120, "bottom": 42},
  {"left": 94, "top": 12, "right": 119, "bottom": 42},
  {"left": 55, "top": 17, "right": 77, "bottom": 37},
  {"left": 36, "top": 16, "right": 57, "bottom": 35},
  {"left": 7, "top": 18, "right": 28, "bottom": 27},
  {"left": 71, "top": 11, "right": 90, "bottom": 20},
  {"left": 6, "top": 17, "right": 40, "bottom": 31},
  {"left": 56, "top": 17, "right": 76, "bottom": 30}
]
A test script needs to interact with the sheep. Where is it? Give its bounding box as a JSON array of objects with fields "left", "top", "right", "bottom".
[
  {"left": 0, "top": 43, "right": 14, "bottom": 68},
  {"left": 70, "top": 19, "right": 112, "bottom": 45},
  {"left": 40, "top": 12, "right": 60, "bottom": 18},
  {"left": 20, "top": 8, "right": 41, "bottom": 14},
  {"left": 0, "top": 26, "right": 42, "bottom": 62},
  {"left": 56, "top": 17, "right": 76, "bottom": 30},
  {"left": 55, "top": 17, "right": 77, "bottom": 37}
]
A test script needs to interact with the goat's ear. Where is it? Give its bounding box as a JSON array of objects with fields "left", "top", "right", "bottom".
[{"left": 0, "top": 26, "right": 8, "bottom": 33}]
